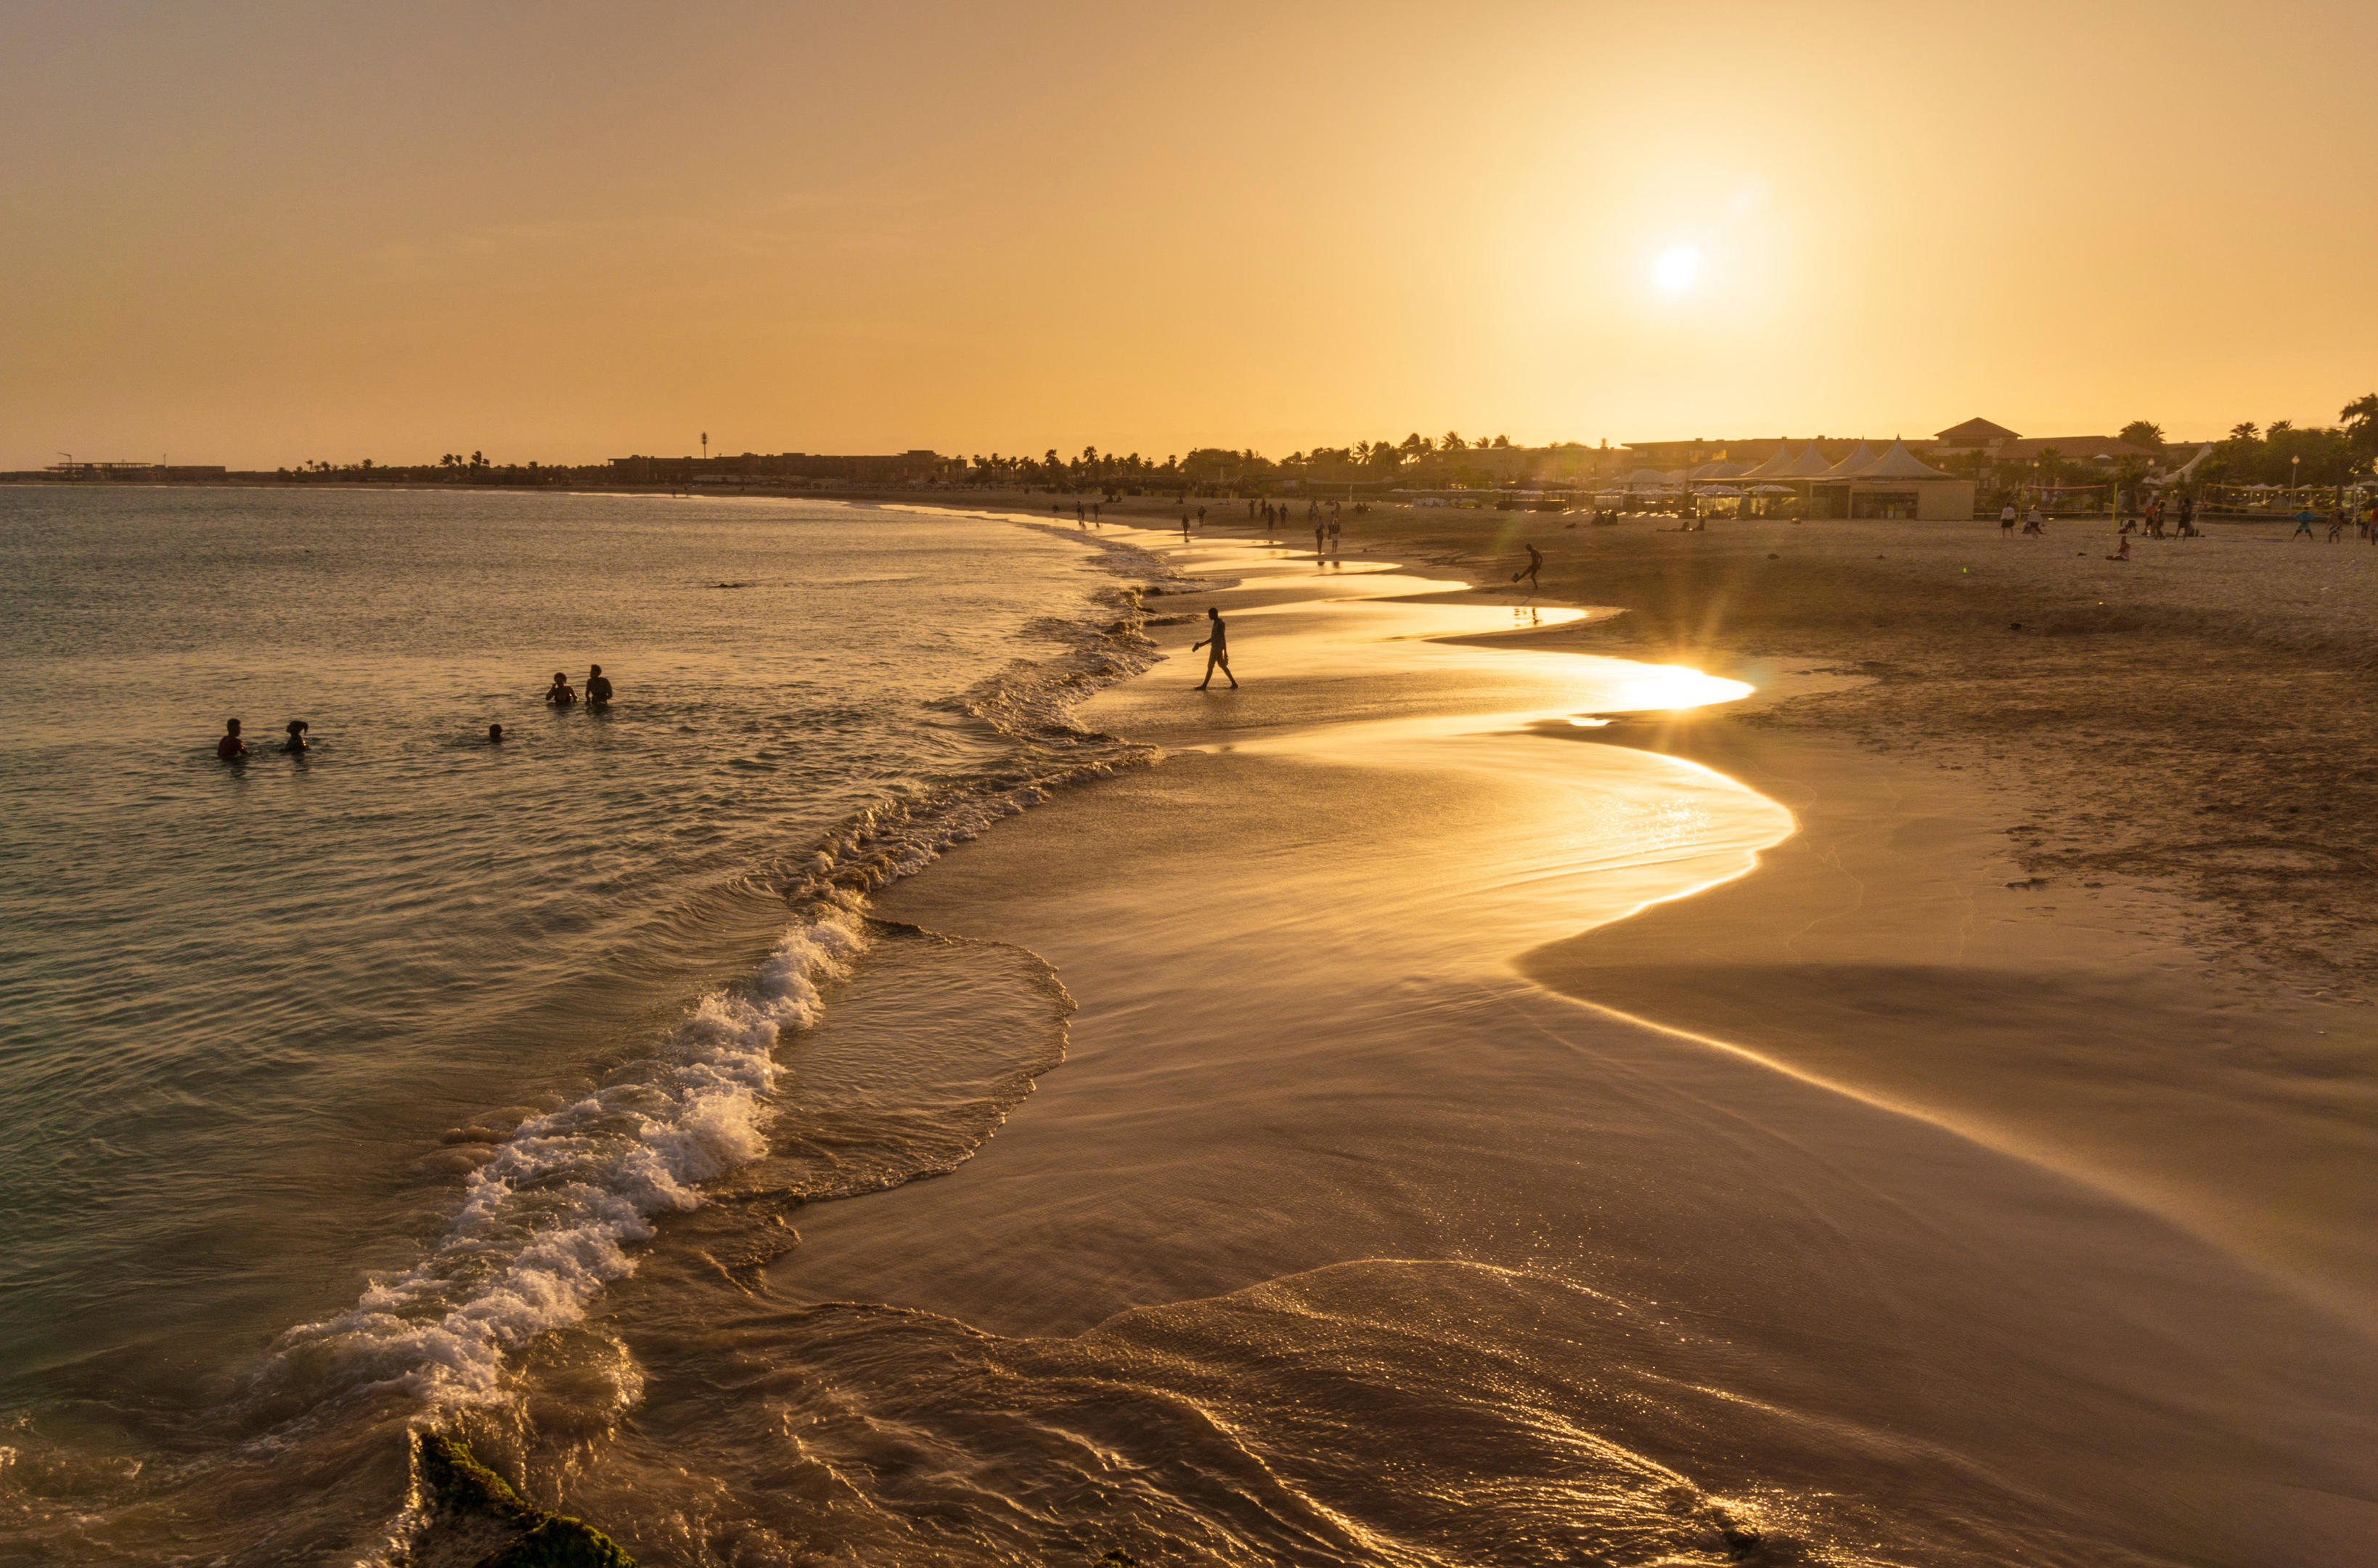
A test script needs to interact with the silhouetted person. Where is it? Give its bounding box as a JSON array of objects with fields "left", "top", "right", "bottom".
[
  {"left": 1328, "top": 516, "right": 1341, "bottom": 555},
  {"left": 1181, "top": 513, "right": 1190, "bottom": 541},
  {"left": 282, "top": 719, "right": 309, "bottom": 754},
  {"left": 585, "top": 664, "right": 613, "bottom": 708},
  {"left": 216, "top": 719, "right": 246, "bottom": 761},
  {"left": 1513, "top": 542, "right": 1543, "bottom": 589},
  {"left": 1314, "top": 518, "right": 1325, "bottom": 558},
  {"left": 547, "top": 671, "right": 577, "bottom": 705},
  {"left": 1190, "top": 607, "right": 1238, "bottom": 690},
  {"left": 2000, "top": 502, "right": 2017, "bottom": 534},
  {"left": 488, "top": 722, "right": 504, "bottom": 743}
]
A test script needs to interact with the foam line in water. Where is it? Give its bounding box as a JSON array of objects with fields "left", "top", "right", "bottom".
[{"left": 264, "top": 908, "right": 866, "bottom": 1406}]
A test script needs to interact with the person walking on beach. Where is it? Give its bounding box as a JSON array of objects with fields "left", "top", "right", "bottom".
[
  {"left": 216, "top": 719, "right": 246, "bottom": 761},
  {"left": 1190, "top": 607, "right": 1238, "bottom": 690},
  {"left": 1327, "top": 515, "right": 1341, "bottom": 555},
  {"left": 2000, "top": 502, "right": 2017, "bottom": 535},
  {"left": 585, "top": 664, "right": 613, "bottom": 709},
  {"left": 1513, "top": 542, "right": 1544, "bottom": 590},
  {"left": 1314, "top": 517, "right": 1326, "bottom": 559},
  {"left": 1180, "top": 513, "right": 1191, "bottom": 542}
]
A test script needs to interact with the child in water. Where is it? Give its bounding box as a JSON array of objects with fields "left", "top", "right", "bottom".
[
  {"left": 488, "top": 723, "right": 504, "bottom": 743},
  {"left": 216, "top": 719, "right": 246, "bottom": 760},
  {"left": 546, "top": 672, "right": 576, "bottom": 705},
  {"left": 282, "top": 719, "right": 309, "bottom": 754}
]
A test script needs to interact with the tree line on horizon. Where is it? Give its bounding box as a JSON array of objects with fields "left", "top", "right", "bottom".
[{"left": 232, "top": 396, "right": 2376, "bottom": 495}]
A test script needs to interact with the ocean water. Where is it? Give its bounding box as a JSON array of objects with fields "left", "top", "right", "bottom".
[{"left": 0, "top": 486, "right": 1156, "bottom": 1561}]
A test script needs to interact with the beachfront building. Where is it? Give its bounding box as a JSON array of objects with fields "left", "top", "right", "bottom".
[{"left": 1809, "top": 439, "right": 1974, "bottom": 520}]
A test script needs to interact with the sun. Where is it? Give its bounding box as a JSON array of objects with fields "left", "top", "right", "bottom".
[{"left": 1653, "top": 245, "right": 1701, "bottom": 294}]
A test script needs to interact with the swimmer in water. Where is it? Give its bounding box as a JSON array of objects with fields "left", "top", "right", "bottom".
[
  {"left": 216, "top": 718, "right": 246, "bottom": 760},
  {"left": 1190, "top": 605, "right": 1238, "bottom": 690},
  {"left": 547, "top": 671, "right": 576, "bottom": 705},
  {"left": 282, "top": 719, "right": 309, "bottom": 754},
  {"left": 585, "top": 663, "right": 613, "bottom": 709},
  {"left": 488, "top": 722, "right": 504, "bottom": 743}
]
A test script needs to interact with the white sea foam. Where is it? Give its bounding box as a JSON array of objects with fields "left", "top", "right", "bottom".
[{"left": 266, "top": 908, "right": 865, "bottom": 1406}]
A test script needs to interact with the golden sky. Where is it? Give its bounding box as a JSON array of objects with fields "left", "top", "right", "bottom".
[{"left": 6, "top": 0, "right": 2374, "bottom": 468}]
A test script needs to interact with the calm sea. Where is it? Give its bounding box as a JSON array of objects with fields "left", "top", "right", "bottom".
[{"left": 0, "top": 486, "right": 1154, "bottom": 1561}]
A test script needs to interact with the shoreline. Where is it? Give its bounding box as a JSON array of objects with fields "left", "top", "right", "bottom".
[
  {"left": 689, "top": 521, "right": 2378, "bottom": 1564},
  {"left": 899, "top": 497, "right": 2378, "bottom": 1317}
]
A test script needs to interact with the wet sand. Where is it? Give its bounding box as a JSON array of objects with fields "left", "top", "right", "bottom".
[{"left": 724, "top": 527, "right": 2378, "bottom": 1565}]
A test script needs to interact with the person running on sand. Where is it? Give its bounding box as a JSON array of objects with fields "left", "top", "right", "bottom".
[
  {"left": 585, "top": 664, "right": 613, "bottom": 708},
  {"left": 2000, "top": 502, "right": 2017, "bottom": 535},
  {"left": 1513, "top": 542, "right": 1544, "bottom": 590},
  {"left": 1190, "top": 607, "right": 1238, "bottom": 690},
  {"left": 216, "top": 719, "right": 246, "bottom": 761},
  {"left": 547, "top": 672, "right": 577, "bottom": 705}
]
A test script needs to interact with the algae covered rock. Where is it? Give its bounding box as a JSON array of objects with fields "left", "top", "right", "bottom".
[{"left": 412, "top": 1431, "right": 634, "bottom": 1568}]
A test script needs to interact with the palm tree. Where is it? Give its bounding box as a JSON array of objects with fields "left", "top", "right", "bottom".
[
  {"left": 2228, "top": 422, "right": 2259, "bottom": 442},
  {"left": 1442, "top": 430, "right": 1466, "bottom": 454}
]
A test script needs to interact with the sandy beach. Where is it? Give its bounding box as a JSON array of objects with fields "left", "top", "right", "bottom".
[{"left": 489, "top": 511, "right": 2378, "bottom": 1566}]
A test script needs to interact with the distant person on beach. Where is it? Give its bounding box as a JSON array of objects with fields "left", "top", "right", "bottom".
[
  {"left": 488, "top": 723, "right": 504, "bottom": 743},
  {"left": 2000, "top": 502, "right": 2017, "bottom": 535},
  {"left": 2023, "top": 506, "right": 2045, "bottom": 535},
  {"left": 585, "top": 665, "right": 613, "bottom": 708},
  {"left": 2107, "top": 536, "right": 2131, "bottom": 561},
  {"left": 216, "top": 719, "right": 246, "bottom": 761},
  {"left": 546, "top": 671, "right": 576, "bottom": 705},
  {"left": 1180, "top": 513, "right": 1190, "bottom": 541},
  {"left": 282, "top": 719, "right": 309, "bottom": 754},
  {"left": 1314, "top": 518, "right": 1325, "bottom": 558},
  {"left": 1190, "top": 607, "right": 1238, "bottom": 690},
  {"left": 2293, "top": 508, "right": 2316, "bottom": 539},
  {"left": 1513, "top": 542, "right": 1543, "bottom": 590},
  {"left": 1197, "top": 506, "right": 1206, "bottom": 526},
  {"left": 1327, "top": 515, "right": 1341, "bottom": 555}
]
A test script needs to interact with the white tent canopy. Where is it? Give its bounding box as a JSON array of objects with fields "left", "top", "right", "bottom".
[
  {"left": 1823, "top": 441, "right": 1877, "bottom": 478},
  {"left": 1779, "top": 444, "right": 1837, "bottom": 478},
  {"left": 1735, "top": 444, "right": 1802, "bottom": 481},
  {"left": 1855, "top": 439, "right": 1956, "bottom": 481}
]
